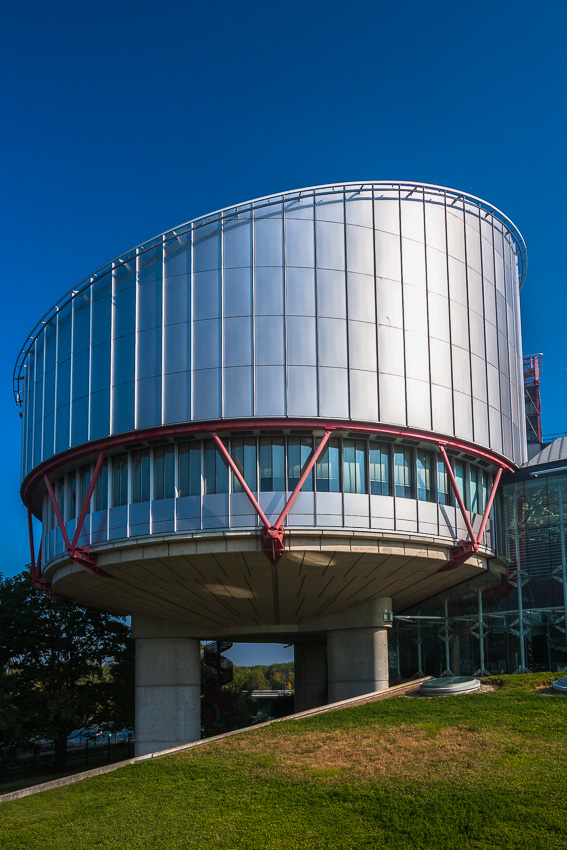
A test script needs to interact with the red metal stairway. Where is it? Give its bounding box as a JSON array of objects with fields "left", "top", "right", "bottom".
[{"left": 203, "top": 640, "right": 234, "bottom": 736}]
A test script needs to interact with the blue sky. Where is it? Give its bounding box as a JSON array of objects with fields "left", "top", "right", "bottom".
[{"left": 2, "top": 1, "right": 566, "bottom": 663}]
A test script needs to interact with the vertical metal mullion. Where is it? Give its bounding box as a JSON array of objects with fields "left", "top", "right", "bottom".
[
  {"left": 421, "top": 188, "right": 433, "bottom": 434},
  {"left": 32, "top": 339, "right": 38, "bottom": 470},
  {"left": 221, "top": 216, "right": 231, "bottom": 528},
  {"left": 190, "top": 224, "right": 195, "bottom": 424},
  {"left": 491, "top": 230, "right": 504, "bottom": 455},
  {"left": 371, "top": 186, "right": 380, "bottom": 424},
  {"left": 199, "top": 439, "right": 204, "bottom": 531},
  {"left": 52, "top": 311, "right": 59, "bottom": 459},
  {"left": 134, "top": 249, "right": 140, "bottom": 430},
  {"left": 174, "top": 442, "right": 179, "bottom": 530},
  {"left": 220, "top": 213, "right": 225, "bottom": 419},
  {"left": 557, "top": 485, "right": 567, "bottom": 649},
  {"left": 149, "top": 447, "right": 154, "bottom": 535},
  {"left": 21, "top": 361, "right": 28, "bottom": 481},
  {"left": 69, "top": 299, "right": 74, "bottom": 450},
  {"left": 443, "top": 193, "right": 457, "bottom": 440},
  {"left": 283, "top": 202, "right": 288, "bottom": 417},
  {"left": 312, "top": 195, "right": 320, "bottom": 522},
  {"left": 87, "top": 286, "right": 93, "bottom": 443},
  {"left": 398, "top": 188, "right": 409, "bottom": 429},
  {"left": 313, "top": 191, "right": 321, "bottom": 420},
  {"left": 479, "top": 213, "right": 491, "bottom": 457},
  {"left": 127, "top": 451, "right": 132, "bottom": 538},
  {"left": 110, "top": 263, "right": 116, "bottom": 435},
  {"left": 343, "top": 190, "right": 351, "bottom": 418},
  {"left": 513, "top": 489, "right": 527, "bottom": 672},
  {"left": 462, "top": 204, "right": 475, "bottom": 443},
  {"left": 161, "top": 234, "right": 166, "bottom": 426}
]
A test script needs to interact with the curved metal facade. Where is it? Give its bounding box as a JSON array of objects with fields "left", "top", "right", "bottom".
[
  {"left": 18, "top": 182, "right": 526, "bottom": 478},
  {"left": 15, "top": 182, "right": 527, "bottom": 583}
]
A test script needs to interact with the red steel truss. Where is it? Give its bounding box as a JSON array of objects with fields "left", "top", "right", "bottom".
[
  {"left": 24, "top": 420, "right": 513, "bottom": 586},
  {"left": 523, "top": 354, "right": 543, "bottom": 445},
  {"left": 436, "top": 445, "right": 503, "bottom": 573},
  {"left": 42, "top": 451, "right": 111, "bottom": 578},
  {"left": 211, "top": 430, "right": 332, "bottom": 564}
]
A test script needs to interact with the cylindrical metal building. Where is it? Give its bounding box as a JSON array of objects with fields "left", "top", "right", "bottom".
[{"left": 14, "top": 181, "right": 527, "bottom": 753}]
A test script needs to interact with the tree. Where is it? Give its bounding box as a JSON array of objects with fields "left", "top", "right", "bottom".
[{"left": 0, "top": 571, "right": 134, "bottom": 768}]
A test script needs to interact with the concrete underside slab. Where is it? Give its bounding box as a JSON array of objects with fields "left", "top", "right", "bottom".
[{"left": 47, "top": 531, "right": 502, "bottom": 633}]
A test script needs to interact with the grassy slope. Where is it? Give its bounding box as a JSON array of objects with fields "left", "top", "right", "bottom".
[{"left": 1, "top": 674, "right": 566, "bottom": 850}]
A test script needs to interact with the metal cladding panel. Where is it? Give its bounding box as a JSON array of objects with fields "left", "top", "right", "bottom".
[{"left": 18, "top": 183, "right": 526, "bottom": 479}]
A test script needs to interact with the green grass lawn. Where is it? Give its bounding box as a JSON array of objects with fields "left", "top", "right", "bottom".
[{"left": 1, "top": 674, "right": 566, "bottom": 849}]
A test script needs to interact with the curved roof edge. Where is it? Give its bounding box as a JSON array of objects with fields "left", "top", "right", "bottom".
[
  {"left": 13, "top": 180, "right": 527, "bottom": 406},
  {"left": 522, "top": 437, "right": 567, "bottom": 469}
]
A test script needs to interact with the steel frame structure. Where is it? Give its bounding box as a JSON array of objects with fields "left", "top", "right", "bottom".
[
  {"left": 25, "top": 419, "right": 512, "bottom": 590},
  {"left": 523, "top": 354, "right": 544, "bottom": 445}
]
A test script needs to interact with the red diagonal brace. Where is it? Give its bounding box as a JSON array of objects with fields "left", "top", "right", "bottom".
[
  {"left": 210, "top": 434, "right": 271, "bottom": 527},
  {"left": 27, "top": 507, "right": 67, "bottom": 599},
  {"left": 475, "top": 466, "right": 502, "bottom": 544},
  {"left": 210, "top": 430, "right": 332, "bottom": 565},
  {"left": 274, "top": 431, "right": 332, "bottom": 528},
  {"left": 70, "top": 451, "right": 105, "bottom": 551},
  {"left": 44, "top": 474, "right": 71, "bottom": 550},
  {"left": 438, "top": 445, "right": 476, "bottom": 542},
  {"left": 437, "top": 455, "right": 503, "bottom": 573},
  {"left": 43, "top": 471, "right": 110, "bottom": 578}
]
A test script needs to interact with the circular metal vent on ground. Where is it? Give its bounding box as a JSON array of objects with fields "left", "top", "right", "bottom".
[
  {"left": 552, "top": 677, "right": 567, "bottom": 693},
  {"left": 419, "top": 676, "right": 481, "bottom": 696}
]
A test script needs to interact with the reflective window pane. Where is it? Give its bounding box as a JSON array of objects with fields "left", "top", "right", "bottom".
[
  {"left": 78, "top": 464, "right": 92, "bottom": 509},
  {"left": 65, "top": 473, "right": 77, "bottom": 521},
  {"left": 416, "top": 451, "right": 433, "bottom": 501},
  {"left": 231, "top": 438, "right": 257, "bottom": 492},
  {"left": 437, "top": 458, "right": 450, "bottom": 505},
  {"left": 454, "top": 459, "right": 468, "bottom": 508},
  {"left": 204, "top": 440, "right": 228, "bottom": 494},
  {"left": 178, "top": 442, "right": 201, "bottom": 497},
  {"left": 316, "top": 440, "right": 340, "bottom": 492},
  {"left": 470, "top": 466, "right": 479, "bottom": 513},
  {"left": 112, "top": 457, "right": 128, "bottom": 507},
  {"left": 259, "top": 438, "right": 285, "bottom": 491},
  {"left": 132, "top": 450, "right": 150, "bottom": 503},
  {"left": 94, "top": 463, "right": 108, "bottom": 511},
  {"left": 394, "top": 448, "right": 412, "bottom": 498},
  {"left": 154, "top": 445, "right": 175, "bottom": 500},
  {"left": 343, "top": 439, "right": 366, "bottom": 494},
  {"left": 287, "top": 438, "right": 314, "bottom": 492},
  {"left": 370, "top": 443, "right": 390, "bottom": 496}
]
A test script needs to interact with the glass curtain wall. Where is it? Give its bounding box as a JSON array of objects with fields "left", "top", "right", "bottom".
[
  {"left": 45, "top": 437, "right": 494, "bottom": 527},
  {"left": 392, "top": 473, "right": 567, "bottom": 678}
]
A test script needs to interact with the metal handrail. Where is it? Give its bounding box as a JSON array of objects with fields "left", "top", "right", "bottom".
[{"left": 12, "top": 181, "right": 527, "bottom": 406}]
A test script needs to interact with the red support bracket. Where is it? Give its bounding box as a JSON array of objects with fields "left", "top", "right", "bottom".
[
  {"left": 27, "top": 507, "right": 68, "bottom": 599},
  {"left": 211, "top": 430, "right": 332, "bottom": 565},
  {"left": 43, "top": 458, "right": 111, "bottom": 578},
  {"left": 437, "top": 450, "right": 504, "bottom": 573}
]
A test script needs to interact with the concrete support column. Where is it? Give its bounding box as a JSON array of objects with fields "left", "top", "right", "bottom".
[
  {"left": 327, "top": 628, "right": 389, "bottom": 702},
  {"left": 294, "top": 640, "right": 328, "bottom": 712},
  {"left": 132, "top": 615, "right": 201, "bottom": 757}
]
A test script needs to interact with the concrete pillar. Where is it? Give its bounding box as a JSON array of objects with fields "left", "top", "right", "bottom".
[
  {"left": 132, "top": 615, "right": 201, "bottom": 757},
  {"left": 294, "top": 640, "right": 328, "bottom": 712},
  {"left": 327, "top": 628, "right": 389, "bottom": 702}
]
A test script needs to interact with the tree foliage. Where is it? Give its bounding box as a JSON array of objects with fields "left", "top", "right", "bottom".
[
  {"left": 0, "top": 572, "right": 134, "bottom": 767},
  {"left": 232, "top": 662, "right": 294, "bottom": 692}
]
